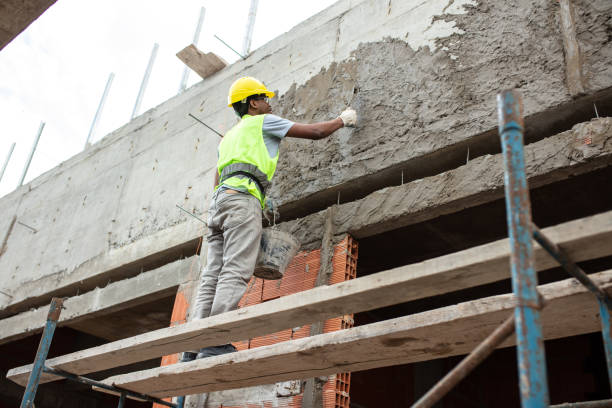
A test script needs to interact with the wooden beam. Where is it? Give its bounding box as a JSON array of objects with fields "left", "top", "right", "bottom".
[
  {"left": 7, "top": 210, "right": 612, "bottom": 387},
  {"left": 176, "top": 44, "right": 227, "bottom": 79},
  {"left": 559, "top": 0, "right": 585, "bottom": 96},
  {"left": 95, "top": 270, "right": 612, "bottom": 398}
]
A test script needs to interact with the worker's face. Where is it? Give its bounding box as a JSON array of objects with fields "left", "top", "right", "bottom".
[{"left": 250, "top": 96, "right": 272, "bottom": 114}]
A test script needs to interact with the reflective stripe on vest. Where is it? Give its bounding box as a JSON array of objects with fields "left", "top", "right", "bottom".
[{"left": 217, "top": 114, "right": 279, "bottom": 207}]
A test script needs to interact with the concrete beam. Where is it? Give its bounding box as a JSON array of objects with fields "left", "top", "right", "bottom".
[
  {"left": 0, "top": 257, "right": 195, "bottom": 345},
  {"left": 280, "top": 117, "right": 612, "bottom": 247},
  {"left": 94, "top": 269, "right": 612, "bottom": 397},
  {"left": 0, "top": 219, "right": 203, "bottom": 319},
  {"left": 0, "top": 0, "right": 57, "bottom": 51},
  {"left": 8, "top": 209, "right": 612, "bottom": 386}
]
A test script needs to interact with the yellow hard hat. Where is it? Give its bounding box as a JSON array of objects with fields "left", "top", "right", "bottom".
[{"left": 227, "top": 76, "right": 275, "bottom": 107}]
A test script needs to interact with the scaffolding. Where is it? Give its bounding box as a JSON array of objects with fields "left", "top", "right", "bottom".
[{"left": 8, "top": 90, "right": 612, "bottom": 407}]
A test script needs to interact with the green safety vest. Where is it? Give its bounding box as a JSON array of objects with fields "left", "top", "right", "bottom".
[{"left": 217, "top": 114, "right": 279, "bottom": 208}]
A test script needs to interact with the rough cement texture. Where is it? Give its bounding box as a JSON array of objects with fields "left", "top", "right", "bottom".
[
  {"left": 269, "top": 0, "right": 578, "bottom": 208},
  {"left": 573, "top": 0, "right": 612, "bottom": 92},
  {"left": 0, "top": 257, "right": 195, "bottom": 345},
  {"left": 1, "top": 0, "right": 611, "bottom": 318},
  {"left": 279, "top": 117, "right": 612, "bottom": 248}
]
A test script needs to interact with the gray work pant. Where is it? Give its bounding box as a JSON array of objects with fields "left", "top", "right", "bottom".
[{"left": 192, "top": 189, "right": 262, "bottom": 320}]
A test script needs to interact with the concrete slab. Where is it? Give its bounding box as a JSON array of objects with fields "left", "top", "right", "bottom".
[{"left": 0, "top": 257, "right": 195, "bottom": 345}]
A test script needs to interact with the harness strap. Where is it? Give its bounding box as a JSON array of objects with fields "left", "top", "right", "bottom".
[{"left": 219, "top": 162, "right": 270, "bottom": 197}]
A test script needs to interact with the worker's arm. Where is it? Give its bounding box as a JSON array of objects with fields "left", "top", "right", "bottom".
[
  {"left": 285, "top": 108, "right": 357, "bottom": 140},
  {"left": 214, "top": 168, "right": 219, "bottom": 188},
  {"left": 286, "top": 118, "right": 343, "bottom": 140}
]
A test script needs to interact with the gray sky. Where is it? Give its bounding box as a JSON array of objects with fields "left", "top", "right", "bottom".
[{"left": 0, "top": 0, "right": 336, "bottom": 197}]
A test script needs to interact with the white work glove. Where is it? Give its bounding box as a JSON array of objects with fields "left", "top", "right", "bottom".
[{"left": 338, "top": 108, "right": 357, "bottom": 127}]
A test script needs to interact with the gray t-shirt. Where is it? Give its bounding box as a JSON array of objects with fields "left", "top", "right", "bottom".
[{"left": 262, "top": 114, "right": 294, "bottom": 157}]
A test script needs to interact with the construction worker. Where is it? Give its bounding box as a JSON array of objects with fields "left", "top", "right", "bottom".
[{"left": 190, "top": 76, "right": 357, "bottom": 359}]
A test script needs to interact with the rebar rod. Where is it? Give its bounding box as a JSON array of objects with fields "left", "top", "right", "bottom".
[
  {"left": 132, "top": 43, "right": 159, "bottom": 119},
  {"left": 18, "top": 122, "right": 45, "bottom": 187},
  {"left": 214, "top": 34, "right": 246, "bottom": 60},
  {"left": 179, "top": 7, "right": 206, "bottom": 93},
  {"left": 0, "top": 142, "right": 15, "bottom": 183},
  {"left": 85, "top": 72, "right": 114, "bottom": 148},
  {"left": 242, "top": 0, "right": 259, "bottom": 56},
  {"left": 188, "top": 113, "right": 223, "bottom": 137}
]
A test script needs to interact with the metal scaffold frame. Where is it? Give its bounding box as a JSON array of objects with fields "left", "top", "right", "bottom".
[
  {"left": 412, "top": 89, "right": 612, "bottom": 408},
  {"left": 18, "top": 297, "right": 186, "bottom": 408}
]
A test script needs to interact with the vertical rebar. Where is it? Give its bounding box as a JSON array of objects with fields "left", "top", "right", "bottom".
[
  {"left": 0, "top": 142, "right": 16, "bottom": 183},
  {"left": 179, "top": 7, "right": 206, "bottom": 93},
  {"left": 18, "top": 122, "right": 45, "bottom": 187},
  {"left": 599, "top": 299, "right": 612, "bottom": 393},
  {"left": 132, "top": 43, "right": 159, "bottom": 119},
  {"left": 20, "top": 298, "right": 64, "bottom": 408},
  {"left": 85, "top": 72, "right": 114, "bottom": 148},
  {"left": 242, "top": 0, "right": 259, "bottom": 56},
  {"left": 497, "top": 89, "right": 549, "bottom": 408}
]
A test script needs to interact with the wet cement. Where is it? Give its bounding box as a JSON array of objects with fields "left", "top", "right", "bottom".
[{"left": 267, "top": 0, "right": 580, "bottom": 214}]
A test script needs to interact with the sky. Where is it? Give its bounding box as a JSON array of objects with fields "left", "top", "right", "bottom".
[{"left": 0, "top": 0, "right": 337, "bottom": 198}]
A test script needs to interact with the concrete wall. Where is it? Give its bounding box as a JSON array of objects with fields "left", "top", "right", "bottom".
[{"left": 1, "top": 0, "right": 611, "bottom": 317}]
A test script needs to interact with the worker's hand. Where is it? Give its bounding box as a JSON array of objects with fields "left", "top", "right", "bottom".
[{"left": 338, "top": 108, "right": 357, "bottom": 127}]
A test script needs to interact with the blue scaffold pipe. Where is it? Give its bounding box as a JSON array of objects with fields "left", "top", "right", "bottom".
[
  {"left": 117, "top": 392, "right": 126, "bottom": 408},
  {"left": 497, "top": 89, "right": 550, "bottom": 408},
  {"left": 599, "top": 300, "right": 612, "bottom": 393},
  {"left": 531, "top": 224, "right": 612, "bottom": 311},
  {"left": 20, "top": 298, "right": 64, "bottom": 408}
]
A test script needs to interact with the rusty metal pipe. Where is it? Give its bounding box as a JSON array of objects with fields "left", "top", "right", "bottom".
[
  {"left": 412, "top": 314, "right": 515, "bottom": 408},
  {"left": 498, "top": 89, "right": 549, "bottom": 408},
  {"left": 20, "top": 298, "right": 64, "bottom": 408}
]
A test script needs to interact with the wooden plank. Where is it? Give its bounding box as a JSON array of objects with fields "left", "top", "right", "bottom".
[
  {"left": 559, "top": 0, "right": 585, "bottom": 96},
  {"left": 95, "top": 270, "right": 612, "bottom": 398},
  {"left": 7, "top": 210, "right": 612, "bottom": 386},
  {"left": 176, "top": 44, "right": 227, "bottom": 79}
]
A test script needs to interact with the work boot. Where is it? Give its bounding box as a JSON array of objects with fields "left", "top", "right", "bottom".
[
  {"left": 180, "top": 351, "right": 197, "bottom": 362},
  {"left": 196, "top": 344, "right": 237, "bottom": 359}
]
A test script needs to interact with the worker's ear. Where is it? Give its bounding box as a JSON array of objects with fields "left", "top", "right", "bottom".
[{"left": 249, "top": 98, "right": 258, "bottom": 110}]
